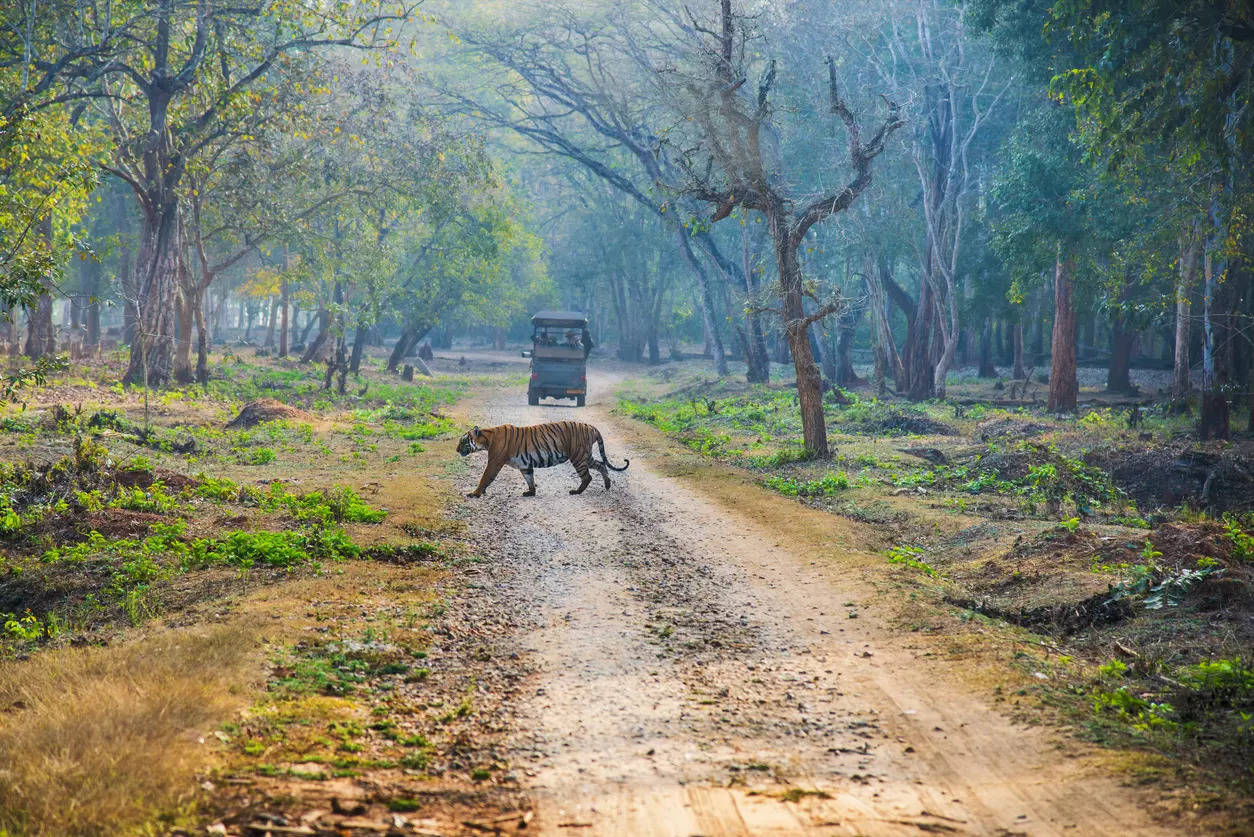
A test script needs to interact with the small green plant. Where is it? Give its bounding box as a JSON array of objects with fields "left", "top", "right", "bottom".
[
  {"left": 195, "top": 475, "right": 244, "bottom": 502},
  {"left": 256, "top": 483, "right": 386, "bottom": 524},
  {"left": 886, "top": 544, "right": 938, "bottom": 577},
  {"left": 764, "top": 471, "right": 850, "bottom": 497},
  {"left": 1059, "top": 517, "right": 1081, "bottom": 532},
  {"left": 399, "top": 751, "right": 430, "bottom": 770},
  {"left": 1096, "top": 659, "right": 1129, "bottom": 679},
  {"left": 388, "top": 799, "right": 422, "bottom": 812},
  {"left": 1092, "top": 687, "right": 1177, "bottom": 733},
  {"left": 1143, "top": 563, "right": 1225, "bottom": 609},
  {"left": 2, "top": 611, "right": 46, "bottom": 641},
  {"left": 1223, "top": 515, "right": 1254, "bottom": 562},
  {"left": 243, "top": 447, "right": 277, "bottom": 465},
  {"left": 1079, "top": 408, "right": 1118, "bottom": 428},
  {"left": 110, "top": 483, "right": 181, "bottom": 514},
  {"left": 1176, "top": 658, "right": 1254, "bottom": 703}
]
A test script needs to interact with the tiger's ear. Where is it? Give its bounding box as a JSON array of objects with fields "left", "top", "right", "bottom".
[{"left": 472, "top": 426, "right": 480, "bottom": 435}]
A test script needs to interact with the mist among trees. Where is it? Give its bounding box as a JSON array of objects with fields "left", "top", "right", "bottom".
[{"left": 3, "top": 0, "right": 1253, "bottom": 445}]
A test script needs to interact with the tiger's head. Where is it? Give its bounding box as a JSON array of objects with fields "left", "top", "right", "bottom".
[{"left": 456, "top": 426, "right": 486, "bottom": 457}]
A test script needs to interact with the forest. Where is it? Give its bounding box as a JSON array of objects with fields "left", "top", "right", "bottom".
[
  {"left": 4, "top": 0, "right": 1252, "bottom": 442},
  {"left": 1, "top": 0, "right": 1253, "bottom": 835}
]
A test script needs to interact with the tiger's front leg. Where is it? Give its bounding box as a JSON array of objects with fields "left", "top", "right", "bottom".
[{"left": 467, "top": 459, "right": 504, "bottom": 497}]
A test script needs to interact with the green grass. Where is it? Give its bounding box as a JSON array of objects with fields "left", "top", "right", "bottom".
[
  {"left": 764, "top": 471, "right": 851, "bottom": 497},
  {"left": 1086, "top": 656, "right": 1254, "bottom": 779}
]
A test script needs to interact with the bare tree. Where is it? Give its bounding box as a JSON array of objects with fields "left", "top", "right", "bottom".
[
  {"left": 670, "top": 0, "right": 902, "bottom": 456},
  {"left": 858, "top": 1, "right": 1013, "bottom": 400}
]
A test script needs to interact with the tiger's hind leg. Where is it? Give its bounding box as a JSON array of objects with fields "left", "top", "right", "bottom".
[
  {"left": 521, "top": 468, "right": 536, "bottom": 497},
  {"left": 590, "top": 457, "right": 611, "bottom": 490},
  {"left": 569, "top": 453, "right": 593, "bottom": 495}
]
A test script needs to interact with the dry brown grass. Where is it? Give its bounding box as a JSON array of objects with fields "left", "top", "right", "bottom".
[{"left": 0, "top": 621, "right": 265, "bottom": 836}]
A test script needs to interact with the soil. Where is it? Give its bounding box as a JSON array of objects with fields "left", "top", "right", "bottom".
[
  {"left": 1087, "top": 444, "right": 1254, "bottom": 512},
  {"left": 854, "top": 408, "right": 956, "bottom": 437},
  {"left": 225, "top": 398, "right": 316, "bottom": 429},
  {"left": 440, "top": 355, "right": 1177, "bottom": 836}
]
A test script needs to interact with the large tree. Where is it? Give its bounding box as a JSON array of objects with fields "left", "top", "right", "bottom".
[
  {"left": 671, "top": 0, "right": 902, "bottom": 456},
  {"left": 970, "top": 0, "right": 1254, "bottom": 430},
  {"left": 37, "top": 0, "right": 420, "bottom": 386}
]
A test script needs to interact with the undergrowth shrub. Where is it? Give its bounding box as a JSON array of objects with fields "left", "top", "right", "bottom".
[
  {"left": 764, "top": 472, "right": 850, "bottom": 497},
  {"left": 886, "top": 544, "right": 939, "bottom": 576}
]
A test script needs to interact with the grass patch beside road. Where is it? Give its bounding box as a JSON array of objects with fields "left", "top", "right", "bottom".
[{"left": 0, "top": 349, "right": 480, "bottom": 835}]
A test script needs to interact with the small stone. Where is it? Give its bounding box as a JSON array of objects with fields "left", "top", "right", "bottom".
[
  {"left": 336, "top": 818, "right": 389, "bottom": 832},
  {"left": 332, "top": 797, "right": 367, "bottom": 816}
]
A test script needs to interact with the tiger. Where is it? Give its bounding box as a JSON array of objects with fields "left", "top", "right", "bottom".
[{"left": 456, "top": 420, "right": 629, "bottom": 498}]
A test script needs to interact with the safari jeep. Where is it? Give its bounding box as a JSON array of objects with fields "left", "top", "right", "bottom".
[{"left": 524, "top": 310, "right": 589, "bottom": 407}]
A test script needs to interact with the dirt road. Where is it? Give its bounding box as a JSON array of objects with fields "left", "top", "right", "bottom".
[{"left": 449, "top": 359, "right": 1172, "bottom": 836}]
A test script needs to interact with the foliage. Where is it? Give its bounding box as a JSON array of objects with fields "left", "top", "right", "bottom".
[
  {"left": 0, "top": 104, "right": 103, "bottom": 313},
  {"left": 764, "top": 472, "right": 850, "bottom": 497},
  {"left": 1223, "top": 515, "right": 1254, "bottom": 562},
  {"left": 887, "top": 544, "right": 939, "bottom": 577}
]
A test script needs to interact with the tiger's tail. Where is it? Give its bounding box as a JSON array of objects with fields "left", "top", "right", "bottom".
[{"left": 595, "top": 431, "right": 630, "bottom": 471}]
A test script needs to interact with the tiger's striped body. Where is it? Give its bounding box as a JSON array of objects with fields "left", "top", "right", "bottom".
[{"left": 456, "top": 421, "right": 629, "bottom": 497}]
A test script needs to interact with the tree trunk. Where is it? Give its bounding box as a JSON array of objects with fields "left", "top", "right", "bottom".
[
  {"left": 608, "top": 270, "right": 642, "bottom": 362},
  {"left": 978, "top": 319, "right": 996, "bottom": 378},
  {"left": 23, "top": 217, "right": 56, "bottom": 359},
  {"left": 23, "top": 291, "right": 55, "bottom": 359},
  {"left": 195, "top": 286, "right": 209, "bottom": 385},
  {"left": 123, "top": 206, "right": 180, "bottom": 387},
  {"left": 813, "top": 326, "right": 835, "bottom": 383},
  {"left": 1106, "top": 315, "right": 1135, "bottom": 394},
  {"left": 296, "top": 308, "right": 318, "bottom": 347},
  {"left": 264, "top": 297, "right": 279, "bottom": 348},
  {"left": 867, "top": 257, "right": 904, "bottom": 391},
  {"left": 0, "top": 305, "right": 14, "bottom": 348},
  {"left": 388, "top": 327, "right": 420, "bottom": 372},
  {"left": 1172, "top": 233, "right": 1198, "bottom": 403},
  {"left": 1199, "top": 233, "right": 1228, "bottom": 439},
  {"left": 676, "top": 227, "right": 727, "bottom": 376},
  {"left": 1048, "top": 244, "right": 1078, "bottom": 412},
  {"left": 740, "top": 225, "right": 769, "bottom": 383},
  {"left": 278, "top": 280, "right": 290, "bottom": 358},
  {"left": 834, "top": 303, "right": 864, "bottom": 387},
  {"left": 172, "top": 266, "right": 195, "bottom": 384},
  {"left": 348, "top": 324, "right": 368, "bottom": 373},
  {"left": 83, "top": 253, "right": 102, "bottom": 349},
  {"left": 299, "top": 309, "right": 330, "bottom": 363},
  {"left": 1012, "top": 319, "right": 1025, "bottom": 380},
  {"left": 1030, "top": 292, "right": 1045, "bottom": 367},
  {"left": 334, "top": 335, "right": 349, "bottom": 394},
  {"left": 646, "top": 304, "right": 661, "bottom": 364},
  {"left": 773, "top": 220, "right": 827, "bottom": 457},
  {"left": 902, "top": 281, "right": 936, "bottom": 400}
]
